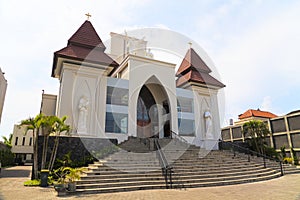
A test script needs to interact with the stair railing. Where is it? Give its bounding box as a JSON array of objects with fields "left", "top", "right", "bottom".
[
  {"left": 154, "top": 138, "right": 173, "bottom": 189},
  {"left": 171, "top": 131, "right": 188, "bottom": 144},
  {"left": 219, "top": 139, "right": 284, "bottom": 176}
]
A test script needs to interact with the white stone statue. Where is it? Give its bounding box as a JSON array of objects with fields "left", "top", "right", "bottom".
[
  {"left": 77, "top": 96, "right": 89, "bottom": 133},
  {"left": 204, "top": 111, "right": 213, "bottom": 139}
]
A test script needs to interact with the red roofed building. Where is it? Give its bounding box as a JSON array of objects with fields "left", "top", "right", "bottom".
[{"left": 235, "top": 109, "right": 278, "bottom": 125}]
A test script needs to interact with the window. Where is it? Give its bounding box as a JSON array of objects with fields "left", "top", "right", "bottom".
[
  {"left": 106, "top": 86, "right": 129, "bottom": 106},
  {"left": 29, "top": 137, "right": 32, "bottom": 146},
  {"left": 105, "top": 112, "right": 128, "bottom": 133},
  {"left": 15, "top": 137, "right": 18, "bottom": 146},
  {"left": 177, "top": 97, "right": 194, "bottom": 113},
  {"left": 178, "top": 119, "right": 195, "bottom": 136},
  {"left": 22, "top": 137, "right": 26, "bottom": 146}
]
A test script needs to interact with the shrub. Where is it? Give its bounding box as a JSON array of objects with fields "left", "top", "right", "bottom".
[
  {"left": 0, "top": 149, "right": 15, "bottom": 167},
  {"left": 283, "top": 157, "right": 293, "bottom": 164}
]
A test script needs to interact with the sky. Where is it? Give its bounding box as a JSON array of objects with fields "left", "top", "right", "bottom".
[{"left": 1, "top": 0, "right": 300, "bottom": 140}]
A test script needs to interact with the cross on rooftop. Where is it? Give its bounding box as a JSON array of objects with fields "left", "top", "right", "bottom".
[{"left": 85, "top": 13, "right": 92, "bottom": 20}]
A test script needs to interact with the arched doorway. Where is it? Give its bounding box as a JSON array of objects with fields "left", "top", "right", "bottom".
[
  {"left": 136, "top": 81, "right": 171, "bottom": 138},
  {"left": 137, "top": 86, "right": 157, "bottom": 138}
]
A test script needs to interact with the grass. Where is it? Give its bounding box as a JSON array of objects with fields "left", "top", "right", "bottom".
[{"left": 23, "top": 179, "right": 40, "bottom": 187}]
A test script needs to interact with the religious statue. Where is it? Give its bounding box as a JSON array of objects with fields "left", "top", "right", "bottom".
[
  {"left": 77, "top": 96, "right": 89, "bottom": 133},
  {"left": 204, "top": 111, "right": 213, "bottom": 139}
]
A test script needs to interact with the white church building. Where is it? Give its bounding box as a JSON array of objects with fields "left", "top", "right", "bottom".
[{"left": 45, "top": 20, "right": 225, "bottom": 149}]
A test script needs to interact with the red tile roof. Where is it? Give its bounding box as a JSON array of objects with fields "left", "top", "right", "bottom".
[
  {"left": 176, "top": 48, "right": 225, "bottom": 88},
  {"left": 238, "top": 109, "right": 278, "bottom": 120},
  {"left": 52, "top": 20, "right": 118, "bottom": 77}
]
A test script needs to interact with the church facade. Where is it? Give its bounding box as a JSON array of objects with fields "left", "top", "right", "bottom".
[{"left": 47, "top": 20, "right": 225, "bottom": 149}]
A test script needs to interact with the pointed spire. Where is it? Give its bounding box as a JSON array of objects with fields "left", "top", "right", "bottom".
[
  {"left": 176, "top": 48, "right": 225, "bottom": 88},
  {"left": 176, "top": 48, "right": 212, "bottom": 76},
  {"left": 68, "top": 20, "right": 106, "bottom": 50}
]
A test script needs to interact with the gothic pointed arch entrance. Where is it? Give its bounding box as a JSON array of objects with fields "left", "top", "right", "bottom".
[{"left": 136, "top": 77, "right": 171, "bottom": 138}]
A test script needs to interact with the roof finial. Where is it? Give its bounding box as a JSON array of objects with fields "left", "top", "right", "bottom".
[
  {"left": 85, "top": 13, "right": 92, "bottom": 21},
  {"left": 188, "top": 42, "right": 192, "bottom": 48}
]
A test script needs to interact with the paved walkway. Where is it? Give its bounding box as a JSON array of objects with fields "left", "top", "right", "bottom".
[{"left": 0, "top": 166, "right": 300, "bottom": 200}]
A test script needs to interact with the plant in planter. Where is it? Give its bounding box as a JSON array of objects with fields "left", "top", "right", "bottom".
[
  {"left": 53, "top": 167, "right": 68, "bottom": 196},
  {"left": 63, "top": 167, "right": 86, "bottom": 192}
]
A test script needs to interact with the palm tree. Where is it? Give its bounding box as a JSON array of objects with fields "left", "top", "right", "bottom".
[
  {"left": 2, "top": 133, "right": 13, "bottom": 148},
  {"left": 48, "top": 116, "right": 70, "bottom": 171},
  {"left": 20, "top": 113, "right": 43, "bottom": 179},
  {"left": 243, "top": 120, "right": 270, "bottom": 155},
  {"left": 40, "top": 115, "right": 57, "bottom": 170}
]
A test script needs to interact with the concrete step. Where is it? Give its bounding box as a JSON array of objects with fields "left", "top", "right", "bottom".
[{"left": 76, "top": 138, "right": 283, "bottom": 194}]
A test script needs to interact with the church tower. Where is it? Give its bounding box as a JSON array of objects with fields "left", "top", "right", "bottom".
[{"left": 176, "top": 48, "right": 225, "bottom": 149}]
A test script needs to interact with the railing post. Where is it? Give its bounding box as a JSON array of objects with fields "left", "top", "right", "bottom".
[
  {"left": 280, "top": 161, "right": 284, "bottom": 176},
  {"left": 263, "top": 156, "right": 266, "bottom": 168},
  {"left": 169, "top": 167, "right": 173, "bottom": 189},
  {"left": 247, "top": 149, "right": 250, "bottom": 162}
]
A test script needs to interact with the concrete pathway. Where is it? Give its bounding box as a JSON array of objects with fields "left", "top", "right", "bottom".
[{"left": 0, "top": 166, "right": 300, "bottom": 200}]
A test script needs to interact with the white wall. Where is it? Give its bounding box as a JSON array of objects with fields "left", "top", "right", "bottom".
[
  {"left": 11, "top": 125, "right": 33, "bottom": 154},
  {"left": 57, "top": 62, "right": 108, "bottom": 137},
  {"left": 0, "top": 68, "right": 7, "bottom": 124},
  {"left": 126, "top": 55, "right": 178, "bottom": 137}
]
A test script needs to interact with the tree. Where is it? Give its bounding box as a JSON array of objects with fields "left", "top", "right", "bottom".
[
  {"left": 19, "top": 113, "right": 43, "bottom": 179},
  {"left": 2, "top": 133, "right": 13, "bottom": 148},
  {"left": 243, "top": 120, "right": 270, "bottom": 155},
  {"left": 40, "top": 115, "right": 58, "bottom": 170},
  {"left": 48, "top": 116, "right": 70, "bottom": 171}
]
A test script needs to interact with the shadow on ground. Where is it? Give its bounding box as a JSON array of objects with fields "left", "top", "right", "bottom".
[{"left": 1, "top": 168, "right": 30, "bottom": 178}]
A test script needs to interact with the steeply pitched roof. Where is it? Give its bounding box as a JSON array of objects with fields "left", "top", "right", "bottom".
[
  {"left": 176, "top": 48, "right": 225, "bottom": 88},
  {"left": 52, "top": 20, "right": 118, "bottom": 77},
  {"left": 176, "top": 48, "right": 212, "bottom": 76},
  {"left": 238, "top": 109, "right": 278, "bottom": 120},
  {"left": 68, "top": 20, "right": 106, "bottom": 50}
]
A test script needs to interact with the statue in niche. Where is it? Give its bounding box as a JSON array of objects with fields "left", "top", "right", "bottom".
[
  {"left": 204, "top": 111, "right": 214, "bottom": 139},
  {"left": 77, "top": 96, "right": 89, "bottom": 133}
]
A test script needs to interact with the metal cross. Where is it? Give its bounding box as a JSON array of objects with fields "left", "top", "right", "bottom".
[{"left": 85, "top": 13, "right": 92, "bottom": 20}]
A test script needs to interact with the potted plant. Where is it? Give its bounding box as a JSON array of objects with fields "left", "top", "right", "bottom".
[
  {"left": 53, "top": 167, "right": 68, "bottom": 196},
  {"left": 63, "top": 167, "right": 86, "bottom": 192}
]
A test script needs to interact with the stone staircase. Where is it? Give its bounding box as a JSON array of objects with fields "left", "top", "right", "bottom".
[
  {"left": 75, "top": 137, "right": 287, "bottom": 194},
  {"left": 158, "top": 139, "right": 282, "bottom": 189}
]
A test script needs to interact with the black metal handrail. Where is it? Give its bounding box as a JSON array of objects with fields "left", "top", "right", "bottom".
[
  {"left": 219, "top": 140, "right": 283, "bottom": 176},
  {"left": 154, "top": 138, "right": 173, "bottom": 189},
  {"left": 171, "top": 131, "right": 188, "bottom": 144}
]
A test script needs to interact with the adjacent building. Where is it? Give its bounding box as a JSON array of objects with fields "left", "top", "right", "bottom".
[
  {"left": 0, "top": 67, "right": 7, "bottom": 124},
  {"left": 11, "top": 125, "right": 33, "bottom": 164},
  {"left": 222, "top": 109, "right": 300, "bottom": 159}
]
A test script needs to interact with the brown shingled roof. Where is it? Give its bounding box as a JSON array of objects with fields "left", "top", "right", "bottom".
[
  {"left": 176, "top": 48, "right": 212, "bottom": 76},
  {"left": 238, "top": 109, "right": 278, "bottom": 120},
  {"left": 176, "top": 70, "right": 225, "bottom": 88},
  {"left": 68, "top": 20, "right": 106, "bottom": 50},
  {"left": 52, "top": 20, "right": 118, "bottom": 77},
  {"left": 176, "top": 48, "right": 225, "bottom": 88}
]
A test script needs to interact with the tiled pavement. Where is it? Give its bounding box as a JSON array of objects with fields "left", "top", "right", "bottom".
[{"left": 0, "top": 166, "right": 299, "bottom": 200}]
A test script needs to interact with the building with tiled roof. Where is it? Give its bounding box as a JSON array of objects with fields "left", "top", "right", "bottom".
[
  {"left": 41, "top": 19, "right": 225, "bottom": 149},
  {"left": 235, "top": 109, "right": 278, "bottom": 125}
]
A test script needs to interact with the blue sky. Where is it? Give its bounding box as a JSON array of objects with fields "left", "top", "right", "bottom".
[{"left": 1, "top": 0, "right": 300, "bottom": 139}]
